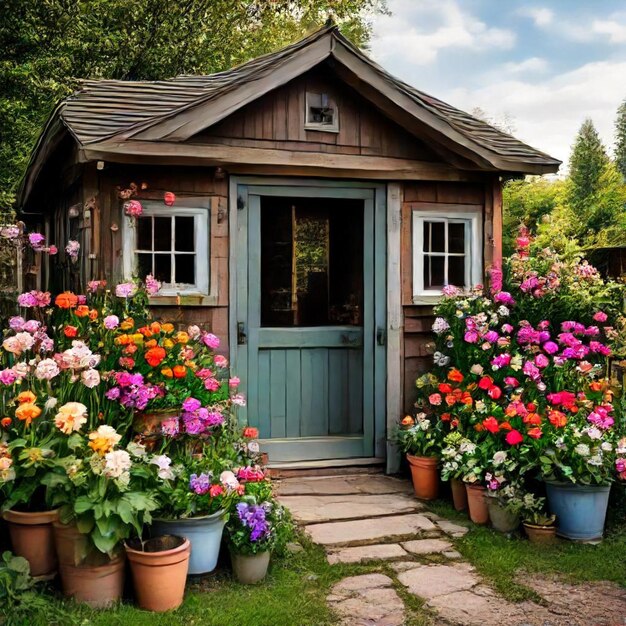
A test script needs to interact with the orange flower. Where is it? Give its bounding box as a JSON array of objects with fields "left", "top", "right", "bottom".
[
  {"left": 460, "top": 392, "right": 473, "bottom": 406},
  {"left": 445, "top": 394, "right": 457, "bottom": 406},
  {"left": 138, "top": 326, "right": 153, "bottom": 338},
  {"left": 589, "top": 381, "right": 603, "bottom": 392},
  {"left": 401, "top": 415, "right": 414, "bottom": 426},
  {"left": 15, "top": 402, "right": 41, "bottom": 426},
  {"left": 448, "top": 368, "right": 464, "bottom": 383},
  {"left": 74, "top": 305, "right": 90, "bottom": 318},
  {"left": 1, "top": 417, "right": 11, "bottom": 428},
  {"left": 527, "top": 427, "right": 543, "bottom": 439},
  {"left": 172, "top": 365, "right": 187, "bottom": 378},
  {"left": 161, "top": 367, "right": 173, "bottom": 378},
  {"left": 161, "top": 323, "right": 174, "bottom": 334},
  {"left": 144, "top": 339, "right": 157, "bottom": 349},
  {"left": 548, "top": 410, "right": 567, "bottom": 428},
  {"left": 88, "top": 309, "right": 98, "bottom": 321},
  {"left": 120, "top": 318, "right": 134, "bottom": 331},
  {"left": 124, "top": 344, "right": 138, "bottom": 355},
  {"left": 55, "top": 292, "right": 78, "bottom": 309},
  {"left": 243, "top": 427, "right": 259, "bottom": 438},
  {"left": 115, "top": 334, "right": 132, "bottom": 346},
  {"left": 175, "top": 331, "right": 189, "bottom": 344},
  {"left": 150, "top": 322, "right": 162, "bottom": 334},
  {"left": 523, "top": 413, "right": 542, "bottom": 426},
  {"left": 145, "top": 346, "right": 166, "bottom": 367},
  {"left": 16, "top": 391, "right": 36, "bottom": 404},
  {"left": 499, "top": 421, "right": 513, "bottom": 431},
  {"left": 64, "top": 325, "right": 78, "bottom": 338}
]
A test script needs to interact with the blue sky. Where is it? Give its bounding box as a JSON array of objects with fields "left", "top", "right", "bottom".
[{"left": 368, "top": 0, "right": 626, "bottom": 168}]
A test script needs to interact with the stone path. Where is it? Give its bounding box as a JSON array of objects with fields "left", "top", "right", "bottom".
[{"left": 277, "top": 473, "right": 626, "bottom": 626}]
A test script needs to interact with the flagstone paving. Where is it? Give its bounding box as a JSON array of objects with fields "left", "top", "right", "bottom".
[{"left": 277, "top": 473, "right": 626, "bottom": 626}]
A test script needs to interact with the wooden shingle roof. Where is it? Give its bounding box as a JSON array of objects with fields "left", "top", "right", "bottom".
[{"left": 19, "top": 24, "right": 560, "bottom": 205}]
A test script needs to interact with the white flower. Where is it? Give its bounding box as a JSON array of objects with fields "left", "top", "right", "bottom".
[
  {"left": 492, "top": 451, "right": 507, "bottom": 466},
  {"left": 150, "top": 454, "right": 174, "bottom": 480},
  {"left": 44, "top": 397, "right": 58, "bottom": 411},
  {"left": 187, "top": 325, "right": 201, "bottom": 339},
  {"left": 103, "top": 450, "right": 132, "bottom": 478},
  {"left": 574, "top": 443, "right": 590, "bottom": 457},
  {"left": 432, "top": 317, "right": 450, "bottom": 334},
  {"left": 470, "top": 364, "right": 484, "bottom": 375},
  {"left": 587, "top": 454, "right": 603, "bottom": 466},
  {"left": 475, "top": 400, "right": 487, "bottom": 413},
  {"left": 81, "top": 368, "right": 101, "bottom": 388},
  {"left": 12, "top": 362, "right": 29, "bottom": 378},
  {"left": 35, "top": 358, "right": 60, "bottom": 380},
  {"left": 459, "top": 442, "right": 477, "bottom": 455},
  {"left": 247, "top": 441, "right": 260, "bottom": 454},
  {"left": 584, "top": 427, "right": 602, "bottom": 440},
  {"left": 220, "top": 470, "right": 240, "bottom": 491},
  {"left": 600, "top": 441, "right": 613, "bottom": 452},
  {"left": 127, "top": 442, "right": 147, "bottom": 458},
  {"left": 433, "top": 351, "right": 450, "bottom": 366},
  {"left": 497, "top": 305, "right": 510, "bottom": 317}
]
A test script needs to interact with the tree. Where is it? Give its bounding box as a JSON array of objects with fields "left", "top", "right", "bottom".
[
  {"left": 568, "top": 118, "right": 609, "bottom": 211},
  {"left": 615, "top": 98, "right": 626, "bottom": 180},
  {"left": 0, "top": 0, "right": 386, "bottom": 209}
]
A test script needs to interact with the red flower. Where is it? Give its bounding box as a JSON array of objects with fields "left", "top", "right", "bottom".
[
  {"left": 209, "top": 484, "right": 224, "bottom": 498},
  {"left": 527, "top": 427, "right": 542, "bottom": 439},
  {"left": 478, "top": 376, "right": 493, "bottom": 390},
  {"left": 145, "top": 346, "right": 166, "bottom": 367},
  {"left": 164, "top": 191, "right": 176, "bottom": 206},
  {"left": 548, "top": 410, "right": 567, "bottom": 428},
  {"left": 499, "top": 421, "right": 513, "bottom": 431},
  {"left": 64, "top": 325, "right": 78, "bottom": 338},
  {"left": 505, "top": 429, "right": 524, "bottom": 446},
  {"left": 523, "top": 413, "right": 542, "bottom": 426},
  {"left": 243, "top": 426, "right": 259, "bottom": 439},
  {"left": 526, "top": 402, "right": 537, "bottom": 412},
  {"left": 438, "top": 383, "right": 453, "bottom": 394},
  {"left": 482, "top": 416, "right": 500, "bottom": 433},
  {"left": 440, "top": 413, "right": 451, "bottom": 422},
  {"left": 487, "top": 385, "right": 502, "bottom": 400}
]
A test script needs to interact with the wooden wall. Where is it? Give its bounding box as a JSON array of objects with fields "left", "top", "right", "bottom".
[
  {"left": 399, "top": 179, "right": 500, "bottom": 412},
  {"left": 195, "top": 68, "right": 441, "bottom": 162}
]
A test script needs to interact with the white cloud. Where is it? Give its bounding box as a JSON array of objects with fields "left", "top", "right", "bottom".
[
  {"left": 443, "top": 60, "right": 626, "bottom": 166},
  {"left": 370, "top": 0, "right": 516, "bottom": 66},
  {"left": 592, "top": 19, "right": 626, "bottom": 44},
  {"left": 517, "top": 7, "right": 554, "bottom": 27},
  {"left": 503, "top": 57, "right": 549, "bottom": 75}
]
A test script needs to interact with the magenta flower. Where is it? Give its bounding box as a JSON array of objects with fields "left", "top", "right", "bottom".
[
  {"left": 464, "top": 330, "right": 479, "bottom": 344},
  {"left": 543, "top": 341, "right": 559, "bottom": 355},
  {"left": 491, "top": 354, "right": 511, "bottom": 368},
  {"left": 28, "top": 233, "right": 45, "bottom": 249},
  {"left": 593, "top": 311, "right": 608, "bottom": 323},
  {"left": 534, "top": 354, "right": 550, "bottom": 369},
  {"left": 182, "top": 397, "right": 202, "bottom": 412},
  {"left": 202, "top": 333, "right": 220, "bottom": 349},
  {"left": 494, "top": 291, "right": 515, "bottom": 306}
]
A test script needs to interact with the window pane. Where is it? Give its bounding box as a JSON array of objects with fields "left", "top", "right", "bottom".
[
  {"left": 137, "top": 253, "right": 152, "bottom": 278},
  {"left": 175, "top": 254, "right": 195, "bottom": 285},
  {"left": 424, "top": 255, "right": 445, "bottom": 289},
  {"left": 153, "top": 217, "right": 172, "bottom": 251},
  {"left": 448, "top": 256, "right": 466, "bottom": 288},
  {"left": 175, "top": 216, "right": 195, "bottom": 252},
  {"left": 449, "top": 222, "right": 466, "bottom": 253},
  {"left": 136, "top": 217, "right": 152, "bottom": 250},
  {"left": 423, "top": 221, "right": 445, "bottom": 252},
  {"left": 154, "top": 254, "right": 172, "bottom": 283}
]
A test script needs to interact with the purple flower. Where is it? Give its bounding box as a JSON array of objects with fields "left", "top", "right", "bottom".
[
  {"left": 494, "top": 291, "right": 515, "bottom": 306},
  {"left": 182, "top": 397, "right": 202, "bottom": 412},
  {"left": 183, "top": 415, "right": 205, "bottom": 435},
  {"left": 236, "top": 502, "right": 270, "bottom": 542},
  {"left": 202, "top": 333, "right": 220, "bottom": 349},
  {"left": 543, "top": 341, "right": 559, "bottom": 355},
  {"left": 28, "top": 233, "right": 45, "bottom": 248},
  {"left": 106, "top": 387, "right": 121, "bottom": 400},
  {"left": 206, "top": 412, "right": 224, "bottom": 427},
  {"left": 9, "top": 317, "right": 25, "bottom": 331},
  {"left": 189, "top": 473, "right": 211, "bottom": 495},
  {"left": 104, "top": 315, "right": 119, "bottom": 330},
  {"left": 17, "top": 292, "right": 37, "bottom": 308}
]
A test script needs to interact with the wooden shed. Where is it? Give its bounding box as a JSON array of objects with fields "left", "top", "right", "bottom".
[{"left": 17, "top": 24, "right": 561, "bottom": 470}]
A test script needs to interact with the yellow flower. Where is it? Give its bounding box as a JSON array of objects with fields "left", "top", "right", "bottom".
[
  {"left": 131, "top": 333, "right": 144, "bottom": 344},
  {"left": 161, "top": 367, "right": 173, "bottom": 378},
  {"left": 161, "top": 323, "right": 174, "bottom": 334},
  {"left": 162, "top": 338, "right": 174, "bottom": 349},
  {"left": 175, "top": 331, "right": 189, "bottom": 344},
  {"left": 88, "top": 425, "right": 121, "bottom": 456},
  {"left": 120, "top": 318, "right": 134, "bottom": 331}
]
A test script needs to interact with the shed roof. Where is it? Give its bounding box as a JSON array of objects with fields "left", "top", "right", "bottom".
[{"left": 19, "top": 23, "right": 561, "bottom": 205}]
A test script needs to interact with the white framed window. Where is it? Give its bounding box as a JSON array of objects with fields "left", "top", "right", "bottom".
[
  {"left": 123, "top": 202, "right": 209, "bottom": 295},
  {"left": 304, "top": 91, "right": 339, "bottom": 133},
  {"left": 412, "top": 210, "right": 482, "bottom": 301}
]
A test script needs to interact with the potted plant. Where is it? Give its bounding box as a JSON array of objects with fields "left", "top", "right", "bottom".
[
  {"left": 396, "top": 412, "right": 441, "bottom": 500},
  {"left": 484, "top": 479, "right": 523, "bottom": 533},
  {"left": 124, "top": 534, "right": 190, "bottom": 612},
  {"left": 440, "top": 432, "right": 472, "bottom": 511},
  {"left": 45, "top": 423, "right": 158, "bottom": 608},
  {"left": 520, "top": 493, "right": 556, "bottom": 544}
]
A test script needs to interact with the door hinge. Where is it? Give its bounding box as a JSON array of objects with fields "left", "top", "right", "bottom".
[{"left": 237, "top": 322, "right": 247, "bottom": 345}]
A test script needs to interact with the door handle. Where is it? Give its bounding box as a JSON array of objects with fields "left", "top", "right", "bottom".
[
  {"left": 376, "top": 327, "right": 386, "bottom": 346},
  {"left": 237, "top": 322, "right": 247, "bottom": 345}
]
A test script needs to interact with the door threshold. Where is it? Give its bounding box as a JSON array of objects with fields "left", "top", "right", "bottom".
[{"left": 268, "top": 457, "right": 385, "bottom": 478}]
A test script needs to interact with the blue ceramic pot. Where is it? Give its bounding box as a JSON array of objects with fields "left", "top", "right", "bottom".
[
  {"left": 152, "top": 510, "right": 226, "bottom": 575},
  {"left": 545, "top": 481, "right": 611, "bottom": 541}
]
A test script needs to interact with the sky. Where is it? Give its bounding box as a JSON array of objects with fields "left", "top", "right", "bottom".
[{"left": 368, "top": 0, "right": 626, "bottom": 170}]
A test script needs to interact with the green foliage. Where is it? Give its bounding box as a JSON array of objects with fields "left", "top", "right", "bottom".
[
  {"left": 0, "top": 0, "right": 386, "bottom": 209},
  {"left": 615, "top": 98, "right": 626, "bottom": 180}
]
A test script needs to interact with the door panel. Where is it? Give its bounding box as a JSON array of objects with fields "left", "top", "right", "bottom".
[{"left": 235, "top": 183, "right": 385, "bottom": 463}]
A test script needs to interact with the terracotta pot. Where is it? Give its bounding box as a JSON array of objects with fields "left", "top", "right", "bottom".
[
  {"left": 450, "top": 478, "right": 468, "bottom": 512},
  {"left": 230, "top": 549, "right": 270, "bottom": 585},
  {"left": 2, "top": 509, "right": 58, "bottom": 577},
  {"left": 406, "top": 455, "right": 439, "bottom": 500},
  {"left": 53, "top": 521, "right": 111, "bottom": 567},
  {"left": 523, "top": 522, "right": 557, "bottom": 545},
  {"left": 465, "top": 483, "right": 489, "bottom": 525},
  {"left": 58, "top": 555, "right": 125, "bottom": 608},
  {"left": 125, "top": 535, "right": 190, "bottom": 612},
  {"left": 133, "top": 408, "right": 180, "bottom": 450}
]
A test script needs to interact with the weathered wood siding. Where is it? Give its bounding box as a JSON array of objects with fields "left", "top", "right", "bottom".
[{"left": 195, "top": 68, "right": 441, "bottom": 162}]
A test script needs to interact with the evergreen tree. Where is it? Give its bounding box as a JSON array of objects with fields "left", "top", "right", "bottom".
[
  {"left": 615, "top": 98, "right": 626, "bottom": 180},
  {"left": 568, "top": 118, "right": 609, "bottom": 211}
]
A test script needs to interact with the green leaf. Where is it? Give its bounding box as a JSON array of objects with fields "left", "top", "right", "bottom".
[
  {"left": 74, "top": 496, "right": 93, "bottom": 515},
  {"left": 117, "top": 499, "right": 134, "bottom": 525},
  {"left": 76, "top": 514, "right": 94, "bottom": 535}
]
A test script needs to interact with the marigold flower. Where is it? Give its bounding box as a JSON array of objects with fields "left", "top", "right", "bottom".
[
  {"left": 144, "top": 339, "right": 157, "bottom": 349},
  {"left": 145, "top": 346, "right": 167, "bottom": 367},
  {"left": 243, "top": 426, "right": 259, "bottom": 439},
  {"left": 55, "top": 292, "right": 78, "bottom": 309},
  {"left": 172, "top": 365, "right": 187, "bottom": 378},
  {"left": 447, "top": 368, "right": 464, "bottom": 383},
  {"left": 120, "top": 318, "right": 134, "bottom": 330},
  {"left": 16, "top": 390, "right": 36, "bottom": 404},
  {"left": 161, "top": 367, "right": 173, "bottom": 378},
  {"left": 15, "top": 402, "right": 42, "bottom": 426},
  {"left": 74, "top": 305, "right": 90, "bottom": 318},
  {"left": 161, "top": 323, "right": 174, "bottom": 333}
]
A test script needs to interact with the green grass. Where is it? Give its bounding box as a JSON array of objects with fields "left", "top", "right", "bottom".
[
  {"left": 3, "top": 536, "right": 432, "bottom": 626},
  {"left": 428, "top": 499, "right": 626, "bottom": 602}
]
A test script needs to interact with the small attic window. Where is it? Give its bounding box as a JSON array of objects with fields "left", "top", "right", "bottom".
[{"left": 305, "top": 92, "right": 339, "bottom": 132}]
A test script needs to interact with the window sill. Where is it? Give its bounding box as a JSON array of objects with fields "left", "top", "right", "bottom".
[
  {"left": 148, "top": 293, "right": 218, "bottom": 307},
  {"left": 304, "top": 124, "right": 340, "bottom": 134},
  {"left": 412, "top": 294, "right": 444, "bottom": 306}
]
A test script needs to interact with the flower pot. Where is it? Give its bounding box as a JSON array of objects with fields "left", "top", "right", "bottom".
[
  {"left": 465, "top": 483, "right": 489, "bottom": 525},
  {"left": 230, "top": 550, "right": 270, "bottom": 585},
  {"left": 523, "top": 522, "right": 557, "bottom": 545},
  {"left": 133, "top": 408, "right": 180, "bottom": 450},
  {"left": 152, "top": 509, "right": 226, "bottom": 575},
  {"left": 406, "top": 455, "right": 439, "bottom": 500},
  {"left": 125, "top": 535, "right": 190, "bottom": 612},
  {"left": 58, "top": 556, "right": 125, "bottom": 608},
  {"left": 545, "top": 481, "right": 611, "bottom": 541},
  {"left": 486, "top": 498, "right": 520, "bottom": 533},
  {"left": 450, "top": 478, "right": 468, "bottom": 512},
  {"left": 53, "top": 521, "right": 111, "bottom": 567},
  {"left": 2, "top": 509, "right": 58, "bottom": 577}
]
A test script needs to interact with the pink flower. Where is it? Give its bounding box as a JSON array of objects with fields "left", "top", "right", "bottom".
[
  {"left": 491, "top": 354, "right": 511, "bottom": 368},
  {"left": 543, "top": 341, "right": 559, "bottom": 355},
  {"left": 124, "top": 200, "right": 143, "bottom": 217},
  {"left": 17, "top": 292, "right": 37, "bottom": 308},
  {"left": 229, "top": 377, "right": 240, "bottom": 388},
  {"left": 464, "top": 330, "right": 479, "bottom": 344},
  {"left": 501, "top": 323, "right": 513, "bottom": 334},
  {"left": 145, "top": 274, "right": 161, "bottom": 295},
  {"left": 506, "top": 430, "right": 523, "bottom": 446},
  {"left": 0, "top": 369, "right": 17, "bottom": 385},
  {"left": 494, "top": 292, "right": 515, "bottom": 307},
  {"left": 523, "top": 360, "right": 541, "bottom": 381},
  {"left": 104, "top": 315, "right": 119, "bottom": 330},
  {"left": 48, "top": 245, "right": 58, "bottom": 255},
  {"left": 204, "top": 378, "right": 220, "bottom": 392},
  {"left": 115, "top": 282, "right": 137, "bottom": 298},
  {"left": 535, "top": 354, "right": 550, "bottom": 369},
  {"left": 214, "top": 355, "right": 228, "bottom": 368},
  {"left": 504, "top": 376, "right": 519, "bottom": 387},
  {"left": 65, "top": 240, "right": 80, "bottom": 259},
  {"left": 28, "top": 232, "right": 45, "bottom": 249},
  {"left": 593, "top": 311, "right": 608, "bottom": 323},
  {"left": 442, "top": 285, "right": 460, "bottom": 297},
  {"left": 484, "top": 330, "right": 499, "bottom": 343},
  {"left": 428, "top": 393, "right": 442, "bottom": 406},
  {"left": 202, "top": 333, "right": 220, "bottom": 349}
]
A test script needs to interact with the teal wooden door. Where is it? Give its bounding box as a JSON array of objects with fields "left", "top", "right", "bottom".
[{"left": 235, "top": 183, "right": 386, "bottom": 463}]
